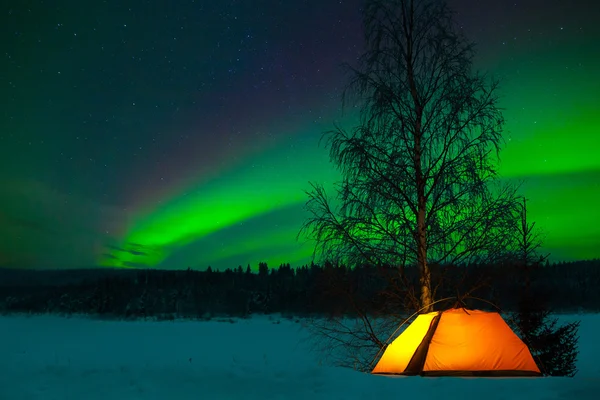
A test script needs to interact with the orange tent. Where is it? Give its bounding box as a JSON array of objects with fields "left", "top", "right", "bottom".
[{"left": 372, "top": 308, "right": 541, "bottom": 376}]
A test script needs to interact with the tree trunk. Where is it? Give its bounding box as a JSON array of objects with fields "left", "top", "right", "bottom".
[
  {"left": 404, "top": 0, "right": 433, "bottom": 312},
  {"left": 407, "top": 20, "right": 433, "bottom": 312},
  {"left": 415, "top": 135, "right": 433, "bottom": 312},
  {"left": 413, "top": 107, "right": 432, "bottom": 311},
  {"left": 417, "top": 208, "right": 433, "bottom": 312}
]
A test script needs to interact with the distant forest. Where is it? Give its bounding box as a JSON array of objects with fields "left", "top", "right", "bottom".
[{"left": 1, "top": 259, "right": 599, "bottom": 319}]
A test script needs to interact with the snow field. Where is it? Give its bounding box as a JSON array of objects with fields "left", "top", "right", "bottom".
[{"left": 0, "top": 313, "right": 598, "bottom": 400}]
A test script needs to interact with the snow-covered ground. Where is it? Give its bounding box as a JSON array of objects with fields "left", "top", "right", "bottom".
[{"left": 0, "top": 313, "right": 598, "bottom": 400}]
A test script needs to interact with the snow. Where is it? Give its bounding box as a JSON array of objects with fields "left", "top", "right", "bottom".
[{"left": 0, "top": 313, "right": 598, "bottom": 400}]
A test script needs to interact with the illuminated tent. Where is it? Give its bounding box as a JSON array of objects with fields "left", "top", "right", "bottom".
[{"left": 372, "top": 308, "right": 541, "bottom": 376}]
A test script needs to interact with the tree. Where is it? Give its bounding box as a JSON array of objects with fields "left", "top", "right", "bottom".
[
  {"left": 509, "top": 198, "right": 580, "bottom": 376},
  {"left": 300, "top": 0, "right": 519, "bottom": 312},
  {"left": 258, "top": 262, "right": 269, "bottom": 277}
]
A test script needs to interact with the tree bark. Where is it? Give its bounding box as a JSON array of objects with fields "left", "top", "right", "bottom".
[
  {"left": 406, "top": 4, "right": 433, "bottom": 312},
  {"left": 415, "top": 130, "right": 433, "bottom": 312}
]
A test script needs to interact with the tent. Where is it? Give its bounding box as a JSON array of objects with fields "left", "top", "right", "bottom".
[{"left": 372, "top": 308, "right": 541, "bottom": 376}]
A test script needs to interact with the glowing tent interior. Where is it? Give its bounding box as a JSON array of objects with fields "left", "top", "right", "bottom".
[{"left": 372, "top": 308, "right": 542, "bottom": 376}]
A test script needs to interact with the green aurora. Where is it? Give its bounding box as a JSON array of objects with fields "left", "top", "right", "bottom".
[
  {"left": 102, "top": 48, "right": 600, "bottom": 269},
  {"left": 2, "top": 0, "right": 598, "bottom": 270}
]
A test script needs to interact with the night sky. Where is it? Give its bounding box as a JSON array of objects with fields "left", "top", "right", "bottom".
[{"left": 1, "top": 0, "right": 599, "bottom": 270}]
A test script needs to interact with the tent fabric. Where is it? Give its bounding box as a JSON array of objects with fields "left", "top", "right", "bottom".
[{"left": 372, "top": 308, "right": 541, "bottom": 376}]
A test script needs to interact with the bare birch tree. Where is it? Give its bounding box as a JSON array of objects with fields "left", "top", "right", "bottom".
[{"left": 300, "top": 0, "right": 519, "bottom": 312}]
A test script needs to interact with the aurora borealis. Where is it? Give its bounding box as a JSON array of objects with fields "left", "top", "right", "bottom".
[{"left": 1, "top": 0, "right": 599, "bottom": 270}]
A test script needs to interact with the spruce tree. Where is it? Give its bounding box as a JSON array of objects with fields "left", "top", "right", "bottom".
[{"left": 511, "top": 198, "right": 580, "bottom": 376}]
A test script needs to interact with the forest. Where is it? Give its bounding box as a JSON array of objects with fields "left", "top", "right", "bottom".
[{"left": 1, "top": 259, "right": 599, "bottom": 320}]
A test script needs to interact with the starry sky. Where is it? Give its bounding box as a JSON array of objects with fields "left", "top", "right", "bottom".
[{"left": 1, "top": 0, "right": 599, "bottom": 271}]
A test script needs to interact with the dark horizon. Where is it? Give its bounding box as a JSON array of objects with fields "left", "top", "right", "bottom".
[{"left": 0, "top": 252, "right": 598, "bottom": 273}]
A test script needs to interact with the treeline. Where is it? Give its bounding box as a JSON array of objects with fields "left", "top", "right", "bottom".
[{"left": 0, "top": 259, "right": 599, "bottom": 319}]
